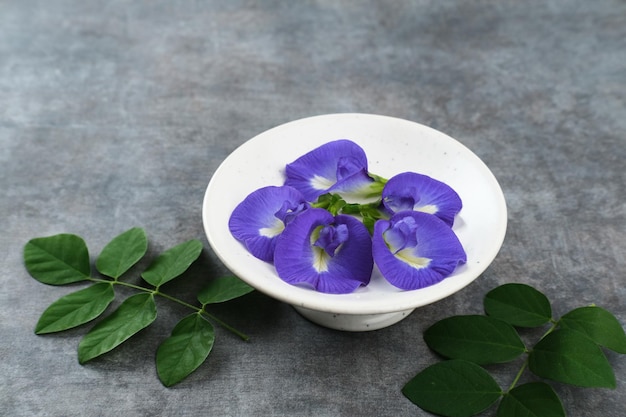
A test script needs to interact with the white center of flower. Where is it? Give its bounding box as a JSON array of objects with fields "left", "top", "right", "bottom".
[
  {"left": 415, "top": 204, "right": 438, "bottom": 215},
  {"left": 312, "top": 246, "right": 330, "bottom": 272},
  {"left": 310, "top": 174, "right": 335, "bottom": 191},
  {"left": 394, "top": 248, "right": 431, "bottom": 269},
  {"left": 259, "top": 218, "right": 285, "bottom": 237}
]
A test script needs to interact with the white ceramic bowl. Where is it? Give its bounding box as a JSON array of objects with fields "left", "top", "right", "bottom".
[{"left": 203, "top": 113, "right": 507, "bottom": 331}]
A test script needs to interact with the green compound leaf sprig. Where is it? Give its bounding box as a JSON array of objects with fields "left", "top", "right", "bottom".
[
  {"left": 403, "top": 283, "right": 626, "bottom": 417},
  {"left": 24, "top": 227, "right": 254, "bottom": 387}
]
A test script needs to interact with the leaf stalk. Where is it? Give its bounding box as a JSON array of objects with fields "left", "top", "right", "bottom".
[{"left": 88, "top": 277, "right": 249, "bottom": 340}]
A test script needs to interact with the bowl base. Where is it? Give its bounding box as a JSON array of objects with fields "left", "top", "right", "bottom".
[{"left": 292, "top": 306, "right": 415, "bottom": 331}]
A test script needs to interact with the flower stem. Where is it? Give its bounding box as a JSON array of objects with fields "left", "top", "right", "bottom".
[
  {"left": 507, "top": 358, "right": 529, "bottom": 392},
  {"left": 152, "top": 289, "right": 200, "bottom": 311},
  {"left": 200, "top": 309, "right": 250, "bottom": 341},
  {"left": 87, "top": 277, "right": 249, "bottom": 340},
  {"left": 541, "top": 319, "right": 559, "bottom": 339},
  {"left": 506, "top": 318, "right": 560, "bottom": 393}
]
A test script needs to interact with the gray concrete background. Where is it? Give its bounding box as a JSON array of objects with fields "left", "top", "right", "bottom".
[{"left": 2, "top": 1, "right": 625, "bottom": 416}]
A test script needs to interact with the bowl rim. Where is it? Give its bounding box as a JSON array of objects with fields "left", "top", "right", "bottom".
[{"left": 202, "top": 113, "right": 507, "bottom": 315}]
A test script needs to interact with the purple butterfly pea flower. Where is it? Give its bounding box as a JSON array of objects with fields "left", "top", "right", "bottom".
[
  {"left": 229, "top": 185, "right": 309, "bottom": 262},
  {"left": 274, "top": 208, "right": 373, "bottom": 294},
  {"left": 284, "top": 139, "right": 379, "bottom": 202},
  {"left": 381, "top": 172, "right": 462, "bottom": 227},
  {"left": 372, "top": 211, "right": 466, "bottom": 290}
]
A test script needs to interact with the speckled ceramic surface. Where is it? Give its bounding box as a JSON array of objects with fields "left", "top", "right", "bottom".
[{"left": 203, "top": 114, "right": 507, "bottom": 329}]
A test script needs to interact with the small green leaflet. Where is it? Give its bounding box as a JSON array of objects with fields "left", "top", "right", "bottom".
[
  {"left": 559, "top": 306, "right": 626, "bottom": 353},
  {"left": 197, "top": 275, "right": 254, "bottom": 305},
  {"left": 423, "top": 315, "right": 526, "bottom": 364},
  {"left": 484, "top": 283, "right": 552, "bottom": 328},
  {"left": 96, "top": 227, "right": 148, "bottom": 279},
  {"left": 528, "top": 328, "right": 616, "bottom": 388},
  {"left": 156, "top": 313, "right": 215, "bottom": 387},
  {"left": 78, "top": 293, "right": 157, "bottom": 363},
  {"left": 497, "top": 382, "right": 565, "bottom": 417},
  {"left": 402, "top": 359, "right": 502, "bottom": 417},
  {"left": 35, "top": 283, "right": 115, "bottom": 334},
  {"left": 24, "top": 234, "right": 91, "bottom": 285},
  {"left": 141, "top": 239, "right": 203, "bottom": 287}
]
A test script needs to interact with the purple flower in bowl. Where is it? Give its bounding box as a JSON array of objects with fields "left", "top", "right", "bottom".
[
  {"left": 228, "top": 185, "right": 309, "bottom": 262},
  {"left": 274, "top": 208, "right": 373, "bottom": 294},
  {"left": 382, "top": 172, "right": 462, "bottom": 227},
  {"left": 372, "top": 211, "right": 466, "bottom": 290},
  {"left": 284, "top": 139, "right": 384, "bottom": 202}
]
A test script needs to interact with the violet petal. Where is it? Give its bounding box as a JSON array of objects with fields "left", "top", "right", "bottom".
[
  {"left": 229, "top": 185, "right": 308, "bottom": 262},
  {"left": 274, "top": 208, "right": 373, "bottom": 294},
  {"left": 372, "top": 211, "right": 466, "bottom": 290},
  {"left": 284, "top": 139, "right": 374, "bottom": 201},
  {"left": 313, "top": 223, "right": 349, "bottom": 257},
  {"left": 382, "top": 172, "right": 462, "bottom": 226}
]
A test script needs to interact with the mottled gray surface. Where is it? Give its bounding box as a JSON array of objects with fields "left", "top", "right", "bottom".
[{"left": 2, "top": 1, "right": 625, "bottom": 416}]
